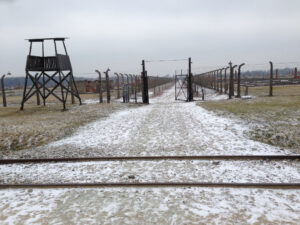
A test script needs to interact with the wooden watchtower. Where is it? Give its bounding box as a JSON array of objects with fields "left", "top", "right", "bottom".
[{"left": 20, "top": 37, "right": 81, "bottom": 110}]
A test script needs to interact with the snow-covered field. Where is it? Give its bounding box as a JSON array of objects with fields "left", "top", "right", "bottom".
[{"left": 1, "top": 86, "right": 299, "bottom": 224}]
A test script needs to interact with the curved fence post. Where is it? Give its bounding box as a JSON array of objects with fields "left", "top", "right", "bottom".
[
  {"left": 229, "top": 62, "right": 237, "bottom": 99},
  {"left": 104, "top": 68, "right": 110, "bottom": 103},
  {"left": 95, "top": 70, "right": 103, "bottom": 103},
  {"left": 237, "top": 63, "right": 245, "bottom": 98}
]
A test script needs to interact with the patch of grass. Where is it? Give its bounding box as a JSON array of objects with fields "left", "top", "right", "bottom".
[
  {"left": 0, "top": 98, "right": 139, "bottom": 152},
  {"left": 199, "top": 85, "right": 300, "bottom": 152}
]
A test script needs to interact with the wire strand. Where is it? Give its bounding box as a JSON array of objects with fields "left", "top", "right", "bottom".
[{"left": 145, "top": 59, "right": 188, "bottom": 63}]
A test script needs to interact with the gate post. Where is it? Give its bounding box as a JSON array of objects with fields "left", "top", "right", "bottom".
[
  {"left": 188, "top": 57, "right": 193, "bottom": 101},
  {"left": 142, "top": 60, "right": 149, "bottom": 104}
]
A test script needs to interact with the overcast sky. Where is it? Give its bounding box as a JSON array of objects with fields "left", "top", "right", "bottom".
[{"left": 1, "top": 0, "right": 300, "bottom": 77}]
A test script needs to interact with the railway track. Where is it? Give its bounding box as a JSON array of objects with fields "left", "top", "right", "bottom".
[
  {"left": 0, "top": 155, "right": 299, "bottom": 164},
  {"left": 1, "top": 182, "right": 300, "bottom": 189},
  {"left": 1, "top": 155, "right": 299, "bottom": 190}
]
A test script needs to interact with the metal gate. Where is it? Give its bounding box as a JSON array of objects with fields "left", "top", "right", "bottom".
[{"left": 175, "top": 75, "right": 188, "bottom": 101}]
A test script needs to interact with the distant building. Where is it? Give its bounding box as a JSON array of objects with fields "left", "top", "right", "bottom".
[{"left": 75, "top": 80, "right": 114, "bottom": 94}]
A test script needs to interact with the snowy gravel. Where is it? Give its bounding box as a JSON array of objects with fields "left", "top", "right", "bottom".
[
  {"left": 49, "top": 87, "right": 291, "bottom": 156},
  {"left": 1, "top": 160, "right": 300, "bottom": 184},
  {"left": 1, "top": 86, "right": 299, "bottom": 224},
  {"left": 5, "top": 86, "right": 292, "bottom": 159},
  {"left": 1, "top": 188, "right": 299, "bottom": 224}
]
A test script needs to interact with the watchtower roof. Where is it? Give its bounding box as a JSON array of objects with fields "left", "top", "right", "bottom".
[{"left": 25, "top": 37, "right": 69, "bottom": 42}]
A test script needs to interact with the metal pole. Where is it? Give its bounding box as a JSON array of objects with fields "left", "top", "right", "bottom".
[{"left": 35, "top": 73, "right": 40, "bottom": 105}]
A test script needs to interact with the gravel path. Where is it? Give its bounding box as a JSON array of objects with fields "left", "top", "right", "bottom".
[
  {"left": 3, "top": 86, "right": 292, "bottom": 159},
  {"left": 1, "top": 86, "right": 299, "bottom": 224}
]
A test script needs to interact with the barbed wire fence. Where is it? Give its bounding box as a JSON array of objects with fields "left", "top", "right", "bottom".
[{"left": 193, "top": 60, "right": 300, "bottom": 99}]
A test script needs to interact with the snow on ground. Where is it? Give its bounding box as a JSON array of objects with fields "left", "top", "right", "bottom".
[
  {"left": 0, "top": 188, "right": 299, "bottom": 224},
  {"left": 46, "top": 86, "right": 290, "bottom": 156},
  {"left": 1, "top": 86, "right": 299, "bottom": 224},
  {"left": 1, "top": 160, "right": 299, "bottom": 184},
  {"left": 82, "top": 99, "right": 99, "bottom": 104}
]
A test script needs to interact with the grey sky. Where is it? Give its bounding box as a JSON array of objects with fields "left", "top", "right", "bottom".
[{"left": 1, "top": 0, "right": 300, "bottom": 77}]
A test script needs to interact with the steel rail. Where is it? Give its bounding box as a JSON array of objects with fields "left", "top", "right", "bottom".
[
  {"left": 0, "top": 155, "right": 299, "bottom": 164},
  {"left": 1, "top": 182, "right": 300, "bottom": 189}
]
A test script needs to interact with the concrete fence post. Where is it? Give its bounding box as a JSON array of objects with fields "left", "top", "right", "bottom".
[
  {"left": 105, "top": 68, "right": 110, "bottom": 103},
  {"left": 1, "top": 75, "right": 7, "bottom": 107},
  {"left": 269, "top": 61, "right": 273, "bottom": 96},
  {"left": 220, "top": 69, "right": 223, "bottom": 93},
  {"left": 229, "top": 62, "right": 237, "bottom": 99},
  {"left": 95, "top": 70, "right": 103, "bottom": 103},
  {"left": 236, "top": 63, "right": 245, "bottom": 98},
  {"left": 224, "top": 67, "right": 229, "bottom": 94}
]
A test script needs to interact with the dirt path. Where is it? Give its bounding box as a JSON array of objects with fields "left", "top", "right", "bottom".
[
  {"left": 1, "top": 87, "right": 299, "bottom": 224},
  {"left": 7, "top": 86, "right": 290, "bottom": 158}
]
